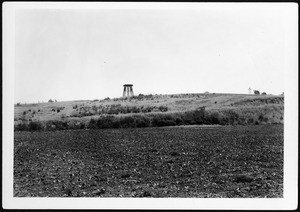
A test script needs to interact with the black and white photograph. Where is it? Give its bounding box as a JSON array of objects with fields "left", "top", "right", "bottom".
[{"left": 2, "top": 2, "right": 298, "bottom": 210}]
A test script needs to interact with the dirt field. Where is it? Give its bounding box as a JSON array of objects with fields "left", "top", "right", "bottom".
[{"left": 14, "top": 125, "right": 283, "bottom": 197}]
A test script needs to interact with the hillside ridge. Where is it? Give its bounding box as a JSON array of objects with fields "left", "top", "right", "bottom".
[{"left": 14, "top": 93, "right": 284, "bottom": 131}]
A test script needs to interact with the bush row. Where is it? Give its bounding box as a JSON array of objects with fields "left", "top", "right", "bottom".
[
  {"left": 70, "top": 104, "right": 168, "bottom": 117},
  {"left": 14, "top": 108, "right": 275, "bottom": 131}
]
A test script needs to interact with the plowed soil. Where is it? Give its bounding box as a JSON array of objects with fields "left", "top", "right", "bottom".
[{"left": 14, "top": 125, "right": 283, "bottom": 197}]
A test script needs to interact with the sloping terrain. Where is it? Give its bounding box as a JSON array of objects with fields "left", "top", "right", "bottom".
[{"left": 14, "top": 93, "right": 284, "bottom": 126}]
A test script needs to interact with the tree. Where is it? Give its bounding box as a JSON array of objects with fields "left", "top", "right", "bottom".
[
  {"left": 48, "top": 99, "right": 54, "bottom": 102},
  {"left": 254, "top": 90, "right": 260, "bottom": 95},
  {"left": 261, "top": 92, "right": 267, "bottom": 95}
]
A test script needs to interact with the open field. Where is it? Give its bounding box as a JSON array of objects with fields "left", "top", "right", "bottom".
[
  {"left": 14, "top": 93, "right": 284, "bottom": 131},
  {"left": 14, "top": 125, "right": 283, "bottom": 197}
]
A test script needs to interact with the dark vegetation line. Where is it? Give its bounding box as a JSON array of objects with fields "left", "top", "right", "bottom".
[
  {"left": 14, "top": 107, "right": 279, "bottom": 132},
  {"left": 70, "top": 104, "right": 168, "bottom": 117}
]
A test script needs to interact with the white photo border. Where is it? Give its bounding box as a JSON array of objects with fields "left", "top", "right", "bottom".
[{"left": 2, "top": 2, "right": 298, "bottom": 210}]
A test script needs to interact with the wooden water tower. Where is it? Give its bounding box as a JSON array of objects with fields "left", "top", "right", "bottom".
[{"left": 123, "top": 84, "right": 134, "bottom": 98}]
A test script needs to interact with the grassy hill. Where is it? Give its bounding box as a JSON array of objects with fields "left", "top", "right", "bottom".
[{"left": 14, "top": 93, "right": 284, "bottom": 131}]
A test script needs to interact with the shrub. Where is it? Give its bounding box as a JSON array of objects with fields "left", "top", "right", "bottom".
[
  {"left": 158, "top": 106, "right": 168, "bottom": 112},
  {"left": 120, "top": 116, "right": 136, "bottom": 128},
  {"left": 118, "top": 106, "right": 127, "bottom": 114},
  {"left": 107, "top": 107, "right": 120, "bottom": 115},
  {"left": 96, "top": 116, "right": 120, "bottom": 129},
  {"left": 134, "top": 115, "right": 151, "bottom": 128},
  {"left": 142, "top": 106, "right": 153, "bottom": 113},
  {"left": 144, "top": 94, "right": 153, "bottom": 99},
  {"left": 15, "top": 122, "right": 29, "bottom": 131},
  {"left": 248, "top": 118, "right": 254, "bottom": 124},
  {"left": 151, "top": 114, "right": 177, "bottom": 127},
  {"left": 181, "top": 107, "right": 206, "bottom": 125},
  {"left": 193, "top": 107, "right": 206, "bottom": 124},
  {"left": 28, "top": 121, "right": 44, "bottom": 131},
  {"left": 175, "top": 116, "right": 184, "bottom": 125},
  {"left": 70, "top": 111, "right": 82, "bottom": 118},
  {"left": 222, "top": 110, "right": 239, "bottom": 125},
  {"left": 219, "top": 115, "right": 229, "bottom": 125},
  {"left": 69, "top": 120, "right": 85, "bottom": 130},
  {"left": 92, "top": 106, "right": 97, "bottom": 111},
  {"left": 131, "top": 106, "right": 141, "bottom": 113},
  {"left": 238, "top": 117, "right": 247, "bottom": 125},
  {"left": 258, "top": 114, "right": 264, "bottom": 122},
  {"left": 206, "top": 112, "right": 220, "bottom": 124},
  {"left": 47, "top": 120, "right": 68, "bottom": 130},
  {"left": 87, "top": 118, "right": 97, "bottom": 129},
  {"left": 80, "top": 123, "right": 86, "bottom": 129},
  {"left": 182, "top": 111, "right": 197, "bottom": 125}
]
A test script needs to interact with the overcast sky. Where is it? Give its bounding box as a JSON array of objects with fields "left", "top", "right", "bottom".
[{"left": 14, "top": 4, "right": 292, "bottom": 103}]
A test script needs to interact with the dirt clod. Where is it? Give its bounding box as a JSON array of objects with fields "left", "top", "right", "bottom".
[
  {"left": 141, "top": 191, "right": 152, "bottom": 197},
  {"left": 234, "top": 175, "right": 254, "bottom": 183},
  {"left": 92, "top": 188, "right": 106, "bottom": 195}
]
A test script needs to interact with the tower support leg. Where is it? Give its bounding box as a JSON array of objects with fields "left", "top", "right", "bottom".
[
  {"left": 130, "top": 86, "right": 134, "bottom": 97},
  {"left": 123, "top": 87, "right": 126, "bottom": 98}
]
